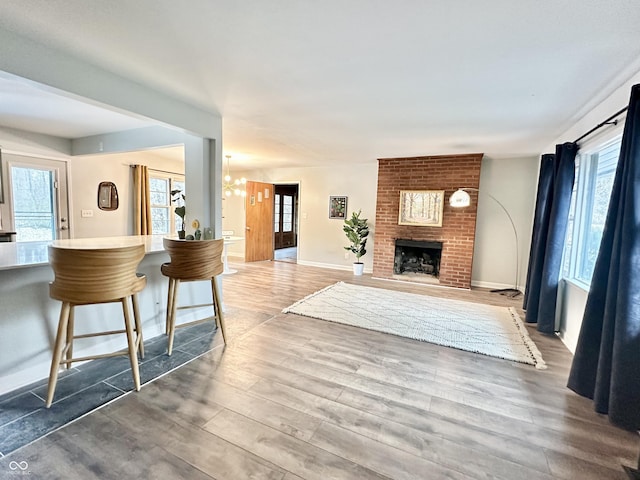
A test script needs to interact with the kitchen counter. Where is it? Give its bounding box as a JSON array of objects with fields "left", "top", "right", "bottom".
[
  {"left": 0, "top": 235, "right": 166, "bottom": 271},
  {"left": 0, "top": 235, "right": 220, "bottom": 396}
]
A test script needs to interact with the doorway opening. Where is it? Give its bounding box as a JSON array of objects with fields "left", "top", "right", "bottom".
[{"left": 274, "top": 184, "right": 299, "bottom": 263}]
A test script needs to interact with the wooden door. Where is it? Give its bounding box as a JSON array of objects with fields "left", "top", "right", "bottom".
[
  {"left": 245, "top": 181, "right": 274, "bottom": 262},
  {"left": 274, "top": 185, "right": 298, "bottom": 249}
]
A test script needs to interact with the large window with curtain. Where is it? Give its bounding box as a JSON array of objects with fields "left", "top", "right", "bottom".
[
  {"left": 562, "top": 137, "right": 621, "bottom": 287},
  {"left": 149, "top": 173, "right": 184, "bottom": 235}
]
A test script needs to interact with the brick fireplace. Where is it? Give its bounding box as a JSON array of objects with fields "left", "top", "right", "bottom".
[{"left": 373, "top": 153, "right": 483, "bottom": 289}]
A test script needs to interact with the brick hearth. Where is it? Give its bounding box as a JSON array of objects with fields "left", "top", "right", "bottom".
[{"left": 373, "top": 153, "right": 483, "bottom": 288}]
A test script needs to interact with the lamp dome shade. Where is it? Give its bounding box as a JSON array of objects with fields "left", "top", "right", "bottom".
[{"left": 449, "top": 189, "right": 471, "bottom": 208}]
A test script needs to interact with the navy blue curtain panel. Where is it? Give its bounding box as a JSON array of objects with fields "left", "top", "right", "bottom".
[
  {"left": 568, "top": 84, "right": 640, "bottom": 431},
  {"left": 524, "top": 143, "right": 577, "bottom": 333},
  {"left": 523, "top": 154, "right": 556, "bottom": 314}
]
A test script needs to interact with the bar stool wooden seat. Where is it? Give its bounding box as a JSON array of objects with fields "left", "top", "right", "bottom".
[
  {"left": 46, "top": 244, "right": 146, "bottom": 408},
  {"left": 161, "top": 237, "right": 226, "bottom": 355}
]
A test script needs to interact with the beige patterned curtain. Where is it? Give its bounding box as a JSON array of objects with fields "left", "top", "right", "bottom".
[{"left": 132, "top": 165, "right": 152, "bottom": 235}]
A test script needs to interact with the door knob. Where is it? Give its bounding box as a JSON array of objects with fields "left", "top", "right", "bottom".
[{"left": 246, "top": 226, "right": 251, "bottom": 231}]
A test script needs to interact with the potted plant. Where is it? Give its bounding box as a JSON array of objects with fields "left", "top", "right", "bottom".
[
  {"left": 171, "top": 189, "right": 186, "bottom": 239},
  {"left": 343, "top": 209, "right": 369, "bottom": 275}
]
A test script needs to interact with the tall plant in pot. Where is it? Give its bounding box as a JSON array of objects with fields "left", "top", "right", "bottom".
[
  {"left": 343, "top": 210, "right": 369, "bottom": 275},
  {"left": 171, "top": 189, "right": 186, "bottom": 239}
]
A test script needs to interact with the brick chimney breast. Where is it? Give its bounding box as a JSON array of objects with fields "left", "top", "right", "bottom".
[{"left": 373, "top": 154, "right": 483, "bottom": 289}]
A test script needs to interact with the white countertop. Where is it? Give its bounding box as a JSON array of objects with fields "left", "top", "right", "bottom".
[{"left": 0, "top": 235, "right": 168, "bottom": 271}]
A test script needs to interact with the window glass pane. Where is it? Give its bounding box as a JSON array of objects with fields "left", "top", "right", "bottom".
[
  {"left": 150, "top": 177, "right": 168, "bottom": 194},
  {"left": 576, "top": 144, "right": 618, "bottom": 283},
  {"left": 11, "top": 166, "right": 55, "bottom": 241},
  {"left": 283, "top": 222, "right": 292, "bottom": 232},
  {"left": 150, "top": 174, "right": 184, "bottom": 235},
  {"left": 562, "top": 138, "right": 620, "bottom": 286},
  {"left": 562, "top": 157, "right": 581, "bottom": 278},
  {"left": 150, "top": 191, "right": 167, "bottom": 205},
  {"left": 151, "top": 207, "right": 169, "bottom": 234}
]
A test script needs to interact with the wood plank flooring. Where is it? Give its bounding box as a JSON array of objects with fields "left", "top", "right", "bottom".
[{"left": 1, "top": 260, "right": 638, "bottom": 479}]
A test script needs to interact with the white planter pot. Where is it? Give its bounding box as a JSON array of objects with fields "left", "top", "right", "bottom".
[{"left": 353, "top": 262, "right": 365, "bottom": 275}]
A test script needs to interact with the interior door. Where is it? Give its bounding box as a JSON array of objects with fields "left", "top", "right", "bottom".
[
  {"left": 8, "top": 157, "right": 70, "bottom": 241},
  {"left": 245, "top": 181, "right": 274, "bottom": 262}
]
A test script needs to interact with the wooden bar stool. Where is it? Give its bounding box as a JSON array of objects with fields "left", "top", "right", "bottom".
[
  {"left": 161, "top": 237, "right": 226, "bottom": 355},
  {"left": 46, "top": 244, "right": 146, "bottom": 407}
]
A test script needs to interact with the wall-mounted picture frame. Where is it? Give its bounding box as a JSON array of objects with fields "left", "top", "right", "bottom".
[
  {"left": 329, "top": 196, "right": 347, "bottom": 219},
  {"left": 398, "top": 190, "right": 444, "bottom": 227}
]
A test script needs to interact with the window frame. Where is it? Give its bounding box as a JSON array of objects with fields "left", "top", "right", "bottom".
[
  {"left": 562, "top": 134, "right": 621, "bottom": 289},
  {"left": 149, "top": 171, "right": 185, "bottom": 236}
]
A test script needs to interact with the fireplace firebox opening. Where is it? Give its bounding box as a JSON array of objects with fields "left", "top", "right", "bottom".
[{"left": 394, "top": 239, "right": 443, "bottom": 280}]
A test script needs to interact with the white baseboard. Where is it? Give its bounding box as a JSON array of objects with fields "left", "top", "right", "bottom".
[
  {"left": 471, "top": 279, "right": 521, "bottom": 291},
  {"left": 297, "top": 260, "right": 373, "bottom": 274}
]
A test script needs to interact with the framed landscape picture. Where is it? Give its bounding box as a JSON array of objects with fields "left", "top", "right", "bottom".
[
  {"left": 398, "top": 190, "right": 444, "bottom": 227},
  {"left": 329, "top": 196, "right": 347, "bottom": 219}
]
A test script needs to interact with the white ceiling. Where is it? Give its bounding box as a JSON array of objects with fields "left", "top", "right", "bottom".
[{"left": 1, "top": 1, "right": 640, "bottom": 169}]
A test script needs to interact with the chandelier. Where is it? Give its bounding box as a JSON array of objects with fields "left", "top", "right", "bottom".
[{"left": 223, "top": 155, "right": 246, "bottom": 197}]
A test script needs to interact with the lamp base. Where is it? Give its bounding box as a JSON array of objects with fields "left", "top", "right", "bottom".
[
  {"left": 623, "top": 466, "right": 640, "bottom": 479},
  {"left": 490, "top": 288, "right": 522, "bottom": 298}
]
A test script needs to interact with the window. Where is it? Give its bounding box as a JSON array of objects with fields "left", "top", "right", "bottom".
[
  {"left": 562, "top": 137, "right": 621, "bottom": 287},
  {"left": 274, "top": 194, "right": 280, "bottom": 233},
  {"left": 150, "top": 173, "right": 184, "bottom": 235},
  {"left": 11, "top": 166, "right": 56, "bottom": 241},
  {"left": 283, "top": 194, "right": 293, "bottom": 232}
]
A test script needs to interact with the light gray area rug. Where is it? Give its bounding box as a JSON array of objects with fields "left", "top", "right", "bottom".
[{"left": 283, "top": 282, "right": 546, "bottom": 369}]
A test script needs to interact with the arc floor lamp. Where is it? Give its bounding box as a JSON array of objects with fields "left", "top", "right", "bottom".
[{"left": 449, "top": 187, "right": 521, "bottom": 297}]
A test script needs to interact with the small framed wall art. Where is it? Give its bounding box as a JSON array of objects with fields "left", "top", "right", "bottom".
[
  {"left": 398, "top": 190, "right": 444, "bottom": 227},
  {"left": 329, "top": 196, "right": 347, "bottom": 219}
]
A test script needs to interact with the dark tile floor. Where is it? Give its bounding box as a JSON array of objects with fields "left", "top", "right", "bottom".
[{"left": 0, "top": 321, "right": 220, "bottom": 457}]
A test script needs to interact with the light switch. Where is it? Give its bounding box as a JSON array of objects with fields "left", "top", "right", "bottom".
[{"left": 81, "top": 209, "right": 94, "bottom": 218}]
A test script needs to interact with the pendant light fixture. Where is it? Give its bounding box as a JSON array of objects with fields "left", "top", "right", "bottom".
[{"left": 222, "top": 155, "right": 247, "bottom": 197}]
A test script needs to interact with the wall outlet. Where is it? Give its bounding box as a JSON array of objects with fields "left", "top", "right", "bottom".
[{"left": 81, "top": 209, "right": 94, "bottom": 218}]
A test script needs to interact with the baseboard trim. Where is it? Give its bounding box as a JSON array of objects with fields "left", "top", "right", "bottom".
[
  {"left": 297, "top": 260, "right": 373, "bottom": 274},
  {"left": 471, "top": 279, "right": 521, "bottom": 291}
]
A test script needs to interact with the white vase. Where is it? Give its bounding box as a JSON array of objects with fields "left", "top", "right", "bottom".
[{"left": 353, "top": 262, "right": 364, "bottom": 275}]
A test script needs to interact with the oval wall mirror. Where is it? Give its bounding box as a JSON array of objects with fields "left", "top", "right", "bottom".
[{"left": 97, "top": 181, "right": 119, "bottom": 211}]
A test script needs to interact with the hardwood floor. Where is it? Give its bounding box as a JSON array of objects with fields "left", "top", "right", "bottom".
[{"left": 1, "top": 260, "right": 638, "bottom": 479}]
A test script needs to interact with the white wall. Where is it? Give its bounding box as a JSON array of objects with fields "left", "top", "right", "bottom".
[
  {"left": 70, "top": 150, "right": 185, "bottom": 238},
  {"left": 545, "top": 68, "right": 640, "bottom": 352},
  {"left": 472, "top": 156, "right": 539, "bottom": 290},
  {"left": 223, "top": 162, "right": 379, "bottom": 272},
  {"left": 222, "top": 156, "right": 538, "bottom": 284}
]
